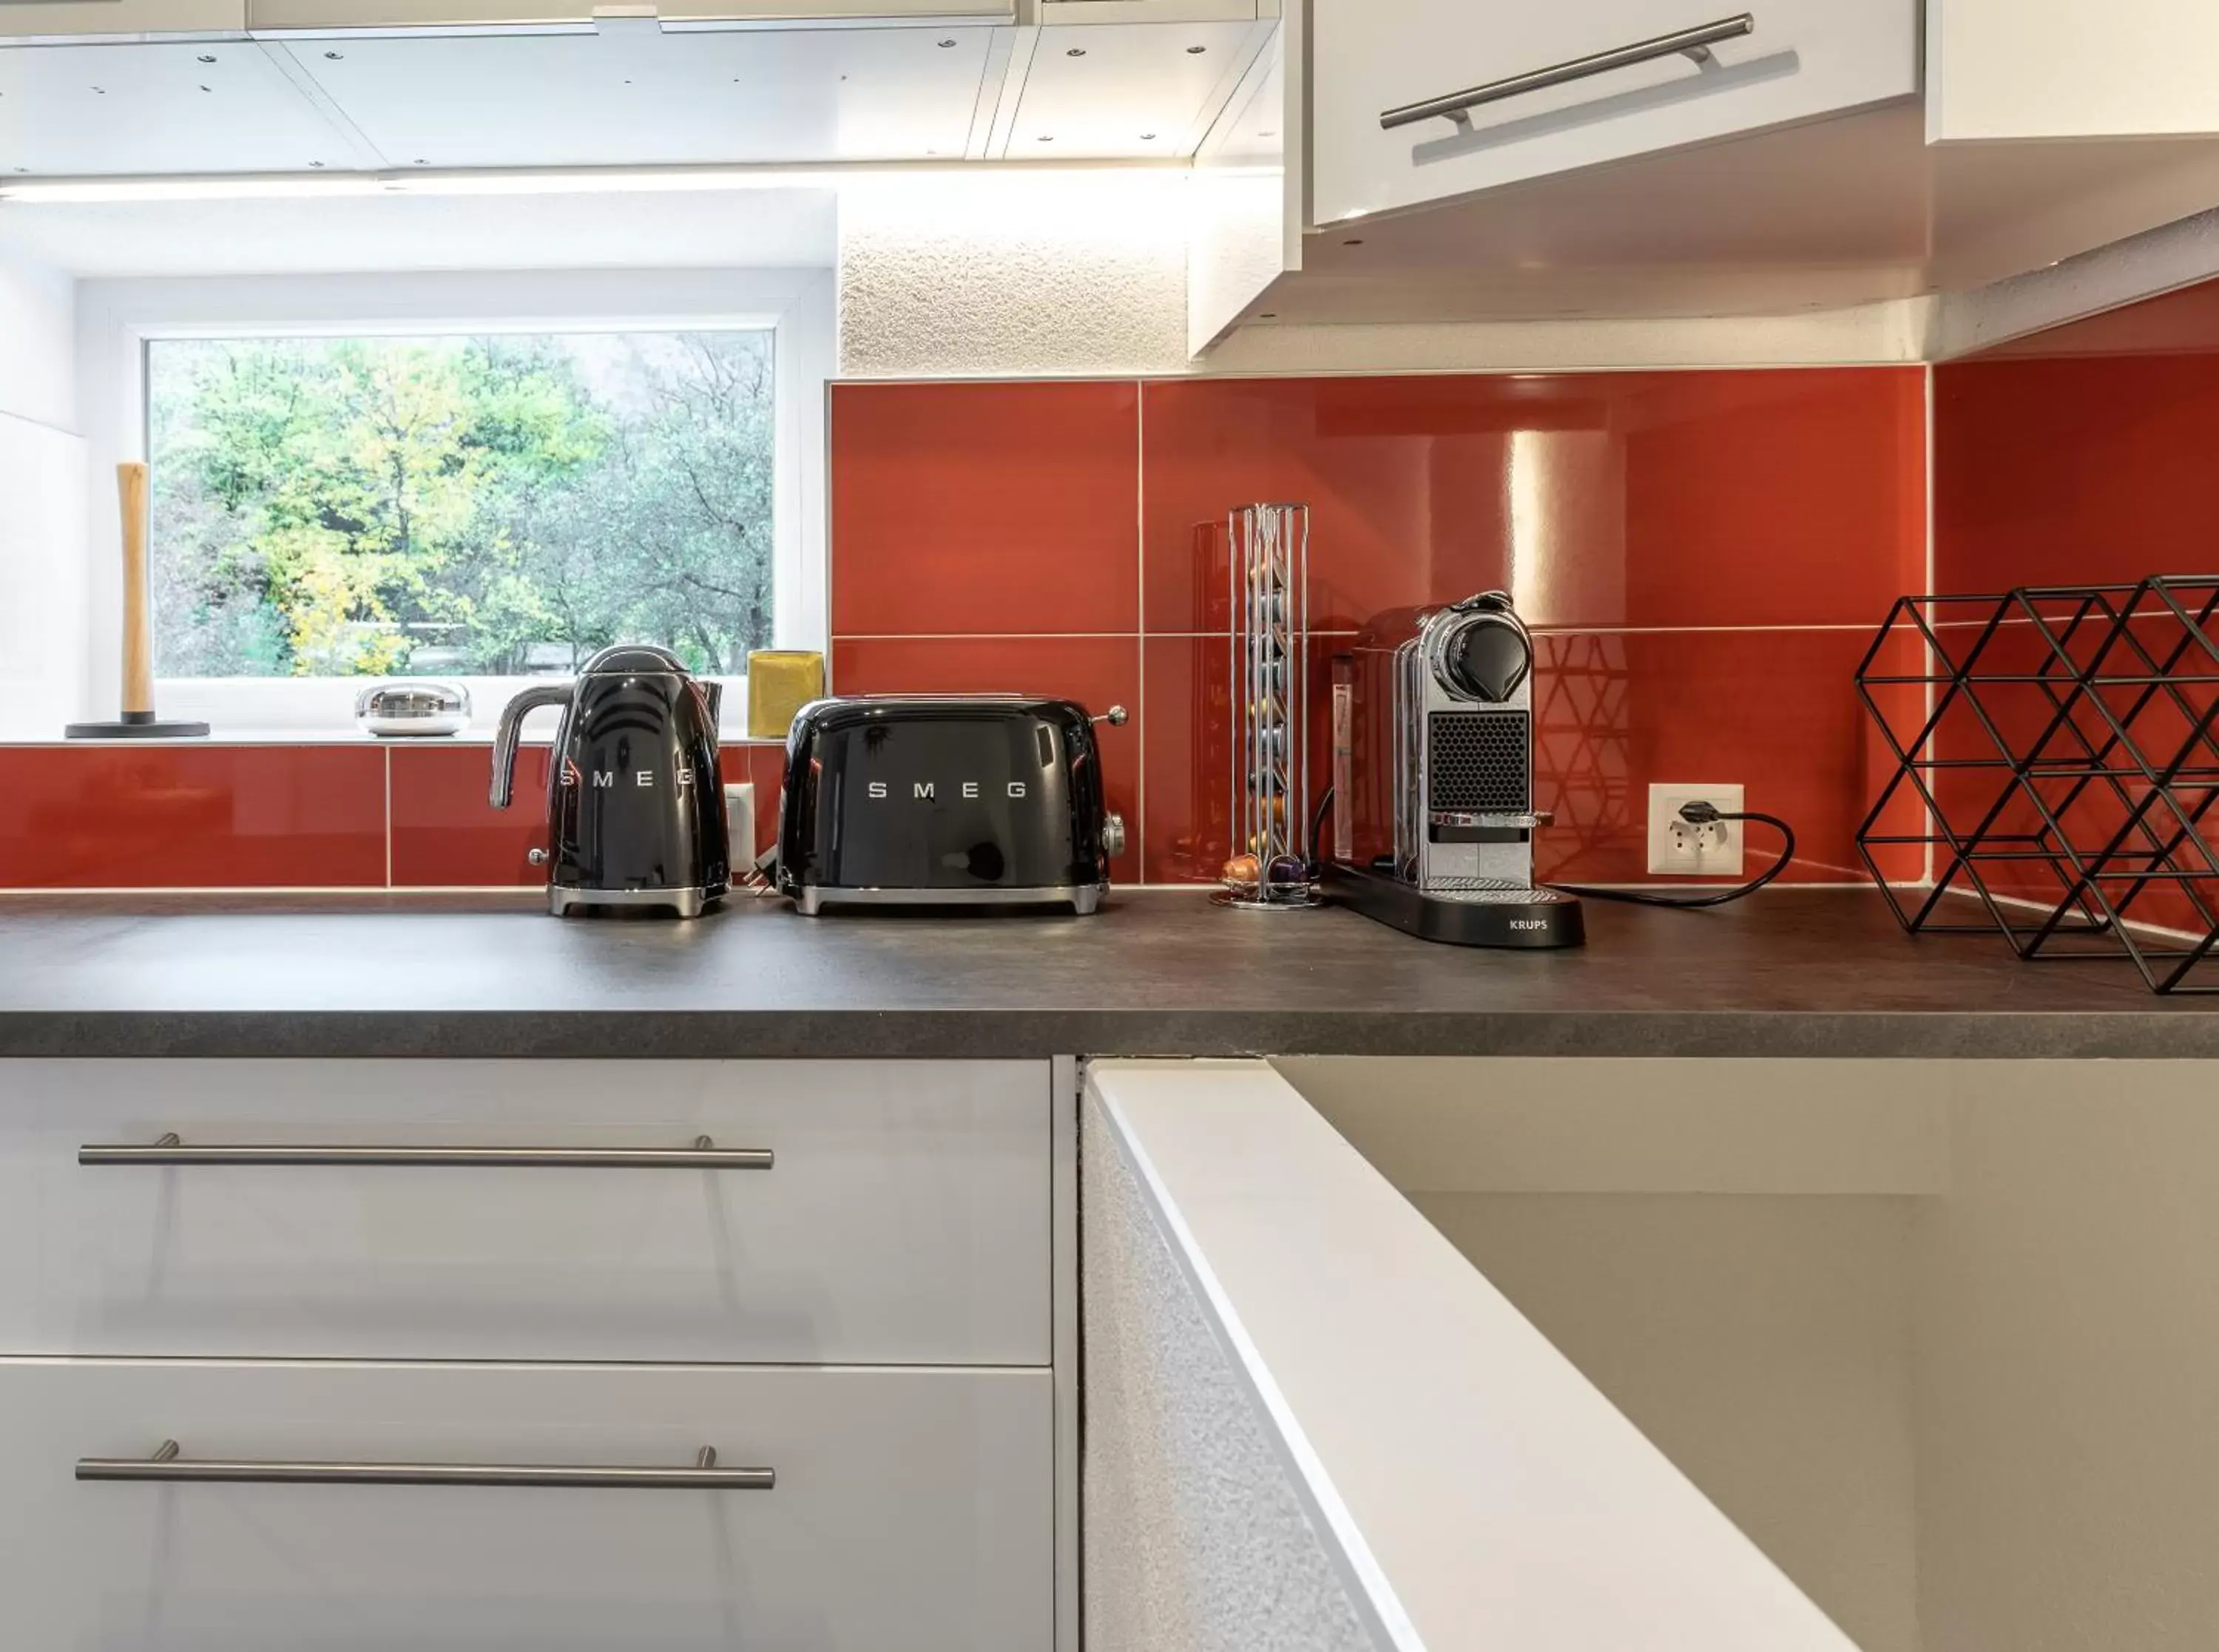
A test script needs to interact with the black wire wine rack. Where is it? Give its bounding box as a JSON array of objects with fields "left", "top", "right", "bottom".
[{"left": 1854, "top": 576, "right": 2219, "bottom": 995}]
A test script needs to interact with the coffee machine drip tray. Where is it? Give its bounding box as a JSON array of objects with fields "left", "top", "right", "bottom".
[{"left": 1323, "top": 863, "right": 1585, "bottom": 949}]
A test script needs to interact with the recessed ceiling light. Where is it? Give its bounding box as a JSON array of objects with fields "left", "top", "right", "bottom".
[
  {"left": 1258, "top": 312, "right": 1277, "bottom": 319},
  {"left": 1342, "top": 237, "right": 1363, "bottom": 246},
  {"left": 197, "top": 54, "right": 217, "bottom": 64},
  {"left": 1258, "top": 130, "right": 1275, "bottom": 138},
  {"left": 413, "top": 158, "right": 428, "bottom": 166},
  {"left": 324, "top": 50, "right": 342, "bottom": 59},
  {"left": 937, "top": 38, "right": 956, "bottom": 47},
  {"left": 309, "top": 160, "right": 325, "bottom": 168},
  {"left": 1037, "top": 135, "right": 1054, "bottom": 142},
  {"left": 92, "top": 87, "right": 107, "bottom": 95},
  {"left": 1140, "top": 132, "right": 1157, "bottom": 141},
  {"left": 1186, "top": 44, "right": 1206, "bottom": 54}
]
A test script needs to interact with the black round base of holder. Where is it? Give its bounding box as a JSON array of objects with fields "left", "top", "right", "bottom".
[
  {"left": 65, "top": 715, "right": 211, "bottom": 739},
  {"left": 1325, "top": 861, "right": 1586, "bottom": 949}
]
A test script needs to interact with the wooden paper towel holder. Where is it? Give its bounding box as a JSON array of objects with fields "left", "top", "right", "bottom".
[{"left": 66, "top": 462, "right": 210, "bottom": 740}]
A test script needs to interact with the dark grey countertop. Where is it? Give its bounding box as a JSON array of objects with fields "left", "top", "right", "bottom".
[{"left": 0, "top": 887, "right": 2210, "bottom": 1060}]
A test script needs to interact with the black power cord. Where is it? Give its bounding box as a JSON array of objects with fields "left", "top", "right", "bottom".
[{"left": 1552, "top": 801, "right": 1797, "bottom": 909}]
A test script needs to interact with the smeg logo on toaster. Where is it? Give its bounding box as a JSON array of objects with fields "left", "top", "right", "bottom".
[{"left": 867, "top": 781, "right": 1029, "bottom": 800}]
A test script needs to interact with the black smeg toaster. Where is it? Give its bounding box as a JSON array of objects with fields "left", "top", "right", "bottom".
[{"left": 776, "top": 695, "right": 1126, "bottom": 915}]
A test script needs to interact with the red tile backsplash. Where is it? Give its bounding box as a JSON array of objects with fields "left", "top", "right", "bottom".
[
  {"left": 831, "top": 380, "right": 1141, "bottom": 638},
  {"left": 1933, "top": 274, "right": 2219, "bottom": 933},
  {"left": 1936, "top": 353, "right": 2219, "bottom": 595},
  {"left": 0, "top": 745, "right": 386, "bottom": 889},
  {"left": 1140, "top": 370, "right": 1925, "bottom": 634},
  {"left": 1141, "top": 632, "right": 1232, "bottom": 886},
  {"left": 390, "top": 744, "right": 547, "bottom": 888},
  {"left": 1527, "top": 628, "right": 1916, "bottom": 887},
  {"left": 2, "top": 364, "right": 1931, "bottom": 892}
]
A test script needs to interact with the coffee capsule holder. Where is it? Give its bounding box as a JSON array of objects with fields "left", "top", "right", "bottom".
[{"left": 1219, "top": 502, "right": 1320, "bottom": 910}]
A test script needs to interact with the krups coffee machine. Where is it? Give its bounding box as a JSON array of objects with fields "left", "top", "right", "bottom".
[{"left": 1327, "top": 591, "right": 1584, "bottom": 948}]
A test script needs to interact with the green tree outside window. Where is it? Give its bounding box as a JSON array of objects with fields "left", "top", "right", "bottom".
[{"left": 147, "top": 330, "right": 776, "bottom": 679}]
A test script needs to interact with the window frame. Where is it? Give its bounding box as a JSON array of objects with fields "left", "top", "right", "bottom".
[{"left": 77, "top": 268, "right": 832, "bottom": 736}]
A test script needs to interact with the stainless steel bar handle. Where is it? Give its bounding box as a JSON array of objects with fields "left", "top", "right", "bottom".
[
  {"left": 78, "top": 1441, "right": 774, "bottom": 1491},
  {"left": 80, "top": 1134, "right": 772, "bottom": 1170},
  {"left": 1382, "top": 14, "right": 1756, "bottom": 131}
]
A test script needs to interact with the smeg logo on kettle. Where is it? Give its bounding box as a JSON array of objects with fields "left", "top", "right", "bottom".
[
  {"left": 561, "top": 759, "right": 698, "bottom": 791},
  {"left": 867, "top": 781, "right": 1028, "bottom": 800}
]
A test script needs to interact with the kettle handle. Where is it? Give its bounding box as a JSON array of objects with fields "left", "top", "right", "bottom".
[{"left": 489, "top": 683, "right": 575, "bottom": 809}]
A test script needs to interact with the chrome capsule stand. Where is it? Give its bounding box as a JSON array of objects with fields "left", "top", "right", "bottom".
[{"left": 1222, "top": 502, "right": 1320, "bottom": 910}]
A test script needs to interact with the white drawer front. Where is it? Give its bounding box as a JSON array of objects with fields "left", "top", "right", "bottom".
[
  {"left": 0, "top": 1358, "right": 1052, "bottom": 1651},
  {"left": 0, "top": 1060, "right": 1050, "bottom": 1365},
  {"left": 1312, "top": 0, "right": 1918, "bottom": 223}
]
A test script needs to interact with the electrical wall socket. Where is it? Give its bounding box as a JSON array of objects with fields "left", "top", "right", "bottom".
[{"left": 1647, "top": 783, "right": 1745, "bottom": 876}]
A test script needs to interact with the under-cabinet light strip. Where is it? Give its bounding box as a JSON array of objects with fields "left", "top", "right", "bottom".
[{"left": 0, "top": 158, "right": 1196, "bottom": 206}]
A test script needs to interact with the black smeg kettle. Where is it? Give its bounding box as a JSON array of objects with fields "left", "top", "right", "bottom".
[{"left": 490, "top": 644, "right": 730, "bottom": 918}]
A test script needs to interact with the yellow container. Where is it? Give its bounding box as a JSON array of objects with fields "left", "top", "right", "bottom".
[{"left": 746, "top": 651, "right": 826, "bottom": 740}]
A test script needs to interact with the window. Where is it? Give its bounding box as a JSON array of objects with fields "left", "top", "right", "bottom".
[{"left": 146, "top": 328, "right": 777, "bottom": 682}]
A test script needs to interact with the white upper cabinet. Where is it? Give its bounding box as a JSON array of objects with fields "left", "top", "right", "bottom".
[
  {"left": 0, "top": 38, "right": 367, "bottom": 173},
  {"left": 275, "top": 24, "right": 997, "bottom": 165},
  {"left": 1007, "top": 18, "right": 1271, "bottom": 158},
  {"left": 1929, "top": 0, "right": 2219, "bottom": 141},
  {"left": 1311, "top": 0, "right": 1918, "bottom": 226},
  {"left": 0, "top": 1, "right": 243, "bottom": 38},
  {"left": 244, "top": 0, "right": 1010, "bottom": 27}
]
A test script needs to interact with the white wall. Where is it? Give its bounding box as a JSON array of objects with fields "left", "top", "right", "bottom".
[
  {"left": 838, "top": 171, "right": 1192, "bottom": 378},
  {"left": 0, "top": 235, "right": 74, "bottom": 433},
  {"left": 0, "top": 234, "right": 84, "bottom": 737}
]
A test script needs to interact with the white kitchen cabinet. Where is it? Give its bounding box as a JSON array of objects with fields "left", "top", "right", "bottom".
[
  {"left": 0, "top": 1, "right": 243, "bottom": 39},
  {"left": 1928, "top": 0, "right": 2219, "bottom": 142},
  {"left": 266, "top": 20, "right": 998, "bottom": 166},
  {"left": 0, "top": 36, "right": 367, "bottom": 175},
  {"left": 0, "top": 1059, "right": 1051, "bottom": 1365},
  {"left": 1310, "top": 0, "right": 1918, "bottom": 225},
  {"left": 1008, "top": 18, "right": 1271, "bottom": 158},
  {"left": 246, "top": 0, "right": 1010, "bottom": 28},
  {"left": 0, "top": 1357, "right": 1053, "bottom": 1650}
]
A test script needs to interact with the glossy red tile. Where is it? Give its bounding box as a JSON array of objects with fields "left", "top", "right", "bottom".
[
  {"left": 1140, "top": 370, "right": 1925, "bottom": 634},
  {"left": 1527, "top": 629, "right": 1915, "bottom": 886},
  {"left": 1960, "top": 274, "right": 2219, "bottom": 361},
  {"left": 1936, "top": 350, "right": 2219, "bottom": 595},
  {"left": 389, "top": 742, "right": 548, "bottom": 887},
  {"left": 1934, "top": 277, "right": 2219, "bottom": 935},
  {"left": 830, "top": 634, "right": 1141, "bottom": 882},
  {"left": 830, "top": 380, "right": 1141, "bottom": 637},
  {"left": 0, "top": 745, "right": 385, "bottom": 888},
  {"left": 1144, "top": 626, "right": 1902, "bottom": 887},
  {"left": 1141, "top": 631, "right": 1354, "bottom": 885},
  {"left": 1141, "top": 633, "right": 1231, "bottom": 884}
]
